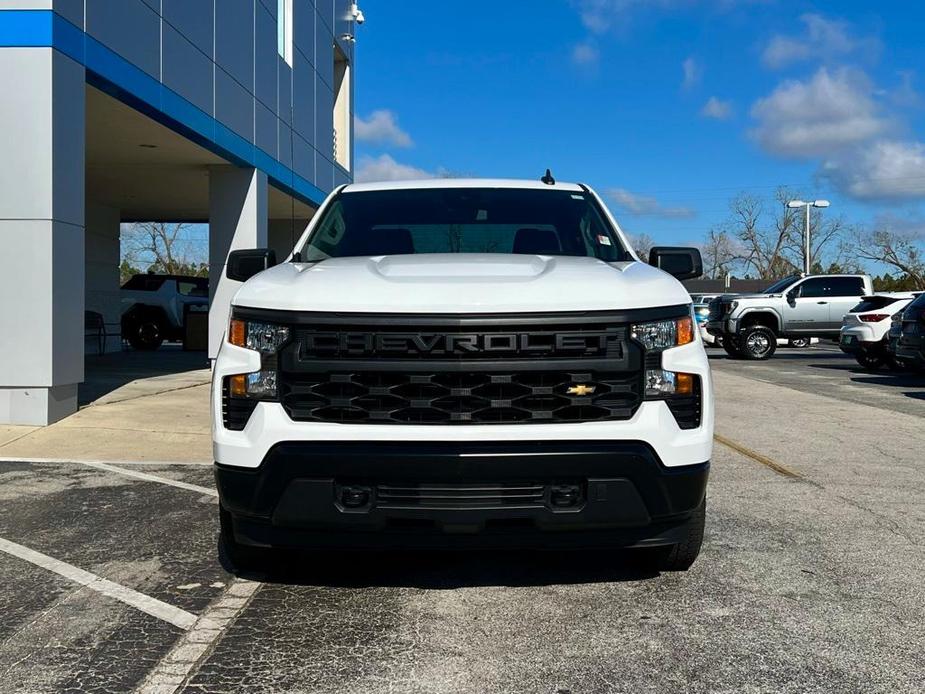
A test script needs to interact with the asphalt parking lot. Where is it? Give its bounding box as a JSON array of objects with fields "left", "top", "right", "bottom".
[{"left": 1, "top": 347, "right": 923, "bottom": 694}]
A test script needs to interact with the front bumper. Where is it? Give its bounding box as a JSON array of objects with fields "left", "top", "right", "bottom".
[
  {"left": 705, "top": 318, "right": 734, "bottom": 337},
  {"left": 216, "top": 440, "right": 709, "bottom": 550}
]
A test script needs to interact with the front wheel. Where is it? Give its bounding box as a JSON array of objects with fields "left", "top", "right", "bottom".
[
  {"left": 888, "top": 357, "right": 909, "bottom": 371},
  {"left": 219, "top": 506, "right": 270, "bottom": 575},
  {"left": 126, "top": 318, "right": 165, "bottom": 351},
  {"left": 739, "top": 326, "right": 778, "bottom": 360},
  {"left": 722, "top": 337, "right": 742, "bottom": 358},
  {"left": 657, "top": 499, "right": 706, "bottom": 571},
  {"left": 855, "top": 351, "right": 885, "bottom": 371}
]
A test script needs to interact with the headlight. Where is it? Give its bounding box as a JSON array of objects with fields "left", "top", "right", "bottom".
[
  {"left": 631, "top": 316, "right": 694, "bottom": 351},
  {"left": 644, "top": 370, "right": 695, "bottom": 398},
  {"left": 227, "top": 319, "right": 290, "bottom": 399},
  {"left": 229, "top": 319, "right": 289, "bottom": 354}
]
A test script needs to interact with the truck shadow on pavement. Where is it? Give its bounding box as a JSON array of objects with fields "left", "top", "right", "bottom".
[
  {"left": 229, "top": 548, "right": 663, "bottom": 589},
  {"left": 79, "top": 346, "right": 209, "bottom": 405}
]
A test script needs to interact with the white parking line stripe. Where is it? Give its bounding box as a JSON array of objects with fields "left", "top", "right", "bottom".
[
  {"left": 0, "top": 456, "right": 211, "bottom": 466},
  {"left": 76, "top": 461, "right": 218, "bottom": 498},
  {"left": 0, "top": 537, "right": 197, "bottom": 630},
  {"left": 136, "top": 579, "right": 262, "bottom": 693},
  {"left": 0, "top": 457, "right": 217, "bottom": 496}
]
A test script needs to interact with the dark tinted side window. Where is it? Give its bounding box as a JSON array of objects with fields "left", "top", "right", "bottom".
[
  {"left": 122, "top": 275, "right": 165, "bottom": 291},
  {"left": 797, "top": 278, "right": 828, "bottom": 298},
  {"left": 850, "top": 297, "right": 899, "bottom": 313},
  {"left": 177, "top": 279, "right": 209, "bottom": 297},
  {"left": 799, "top": 277, "right": 864, "bottom": 298},
  {"left": 827, "top": 277, "right": 865, "bottom": 296}
]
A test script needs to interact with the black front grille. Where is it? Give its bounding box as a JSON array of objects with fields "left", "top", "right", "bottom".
[
  {"left": 279, "top": 370, "right": 642, "bottom": 425},
  {"left": 222, "top": 380, "right": 258, "bottom": 431},
  {"left": 707, "top": 299, "right": 727, "bottom": 322}
]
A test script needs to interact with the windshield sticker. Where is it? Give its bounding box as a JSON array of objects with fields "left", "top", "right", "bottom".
[
  {"left": 476, "top": 209, "right": 488, "bottom": 221},
  {"left": 570, "top": 194, "right": 584, "bottom": 200},
  {"left": 597, "top": 235, "right": 612, "bottom": 246}
]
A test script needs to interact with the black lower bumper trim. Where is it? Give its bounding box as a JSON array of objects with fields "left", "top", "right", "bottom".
[{"left": 216, "top": 441, "right": 709, "bottom": 550}]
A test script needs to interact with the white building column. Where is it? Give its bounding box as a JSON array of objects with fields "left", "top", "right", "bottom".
[
  {"left": 208, "top": 166, "right": 268, "bottom": 358},
  {"left": 85, "top": 204, "right": 122, "bottom": 355},
  {"left": 0, "top": 49, "right": 85, "bottom": 425}
]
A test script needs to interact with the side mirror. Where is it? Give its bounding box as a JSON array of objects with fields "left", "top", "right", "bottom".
[
  {"left": 786, "top": 288, "right": 799, "bottom": 304},
  {"left": 226, "top": 248, "right": 277, "bottom": 282},
  {"left": 648, "top": 246, "right": 703, "bottom": 281}
]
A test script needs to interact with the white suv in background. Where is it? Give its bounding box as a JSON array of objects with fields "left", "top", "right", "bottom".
[{"left": 839, "top": 292, "right": 919, "bottom": 370}]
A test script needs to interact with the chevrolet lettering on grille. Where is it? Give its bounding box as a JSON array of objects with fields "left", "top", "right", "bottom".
[{"left": 301, "top": 331, "right": 620, "bottom": 358}]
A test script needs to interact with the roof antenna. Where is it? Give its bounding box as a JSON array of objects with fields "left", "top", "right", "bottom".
[{"left": 541, "top": 168, "right": 556, "bottom": 185}]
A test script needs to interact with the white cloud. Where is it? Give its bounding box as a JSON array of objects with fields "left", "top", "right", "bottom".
[
  {"left": 821, "top": 141, "right": 925, "bottom": 200},
  {"left": 354, "top": 110, "right": 413, "bottom": 148},
  {"left": 571, "top": 0, "right": 756, "bottom": 33},
  {"left": 701, "top": 96, "right": 732, "bottom": 119},
  {"left": 571, "top": 42, "right": 600, "bottom": 65},
  {"left": 682, "top": 57, "right": 701, "bottom": 90},
  {"left": 762, "top": 14, "right": 879, "bottom": 70},
  {"left": 750, "top": 67, "right": 891, "bottom": 158},
  {"left": 354, "top": 154, "right": 435, "bottom": 183},
  {"left": 607, "top": 188, "right": 696, "bottom": 219}
]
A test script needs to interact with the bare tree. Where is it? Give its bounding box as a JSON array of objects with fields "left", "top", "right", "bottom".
[
  {"left": 726, "top": 188, "right": 846, "bottom": 279},
  {"left": 630, "top": 232, "right": 655, "bottom": 261},
  {"left": 701, "top": 228, "right": 741, "bottom": 279},
  {"left": 852, "top": 226, "right": 925, "bottom": 286},
  {"left": 121, "top": 222, "right": 208, "bottom": 277},
  {"left": 729, "top": 191, "right": 795, "bottom": 279}
]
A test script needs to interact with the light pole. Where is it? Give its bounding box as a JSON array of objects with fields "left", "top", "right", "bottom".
[{"left": 786, "top": 199, "right": 830, "bottom": 275}]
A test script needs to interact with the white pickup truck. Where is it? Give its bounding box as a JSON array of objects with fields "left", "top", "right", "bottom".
[
  {"left": 706, "top": 274, "right": 873, "bottom": 359},
  {"left": 211, "top": 178, "right": 714, "bottom": 572}
]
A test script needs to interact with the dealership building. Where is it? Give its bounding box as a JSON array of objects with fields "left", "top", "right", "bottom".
[{"left": 0, "top": 0, "right": 356, "bottom": 425}]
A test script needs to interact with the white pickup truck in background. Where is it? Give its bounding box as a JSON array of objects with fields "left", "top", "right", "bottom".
[{"left": 706, "top": 274, "right": 873, "bottom": 360}]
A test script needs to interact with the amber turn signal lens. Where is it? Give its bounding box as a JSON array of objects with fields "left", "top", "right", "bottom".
[
  {"left": 229, "top": 374, "right": 247, "bottom": 397},
  {"left": 676, "top": 316, "right": 694, "bottom": 346},
  {"left": 229, "top": 319, "right": 246, "bottom": 347},
  {"left": 676, "top": 373, "right": 695, "bottom": 395}
]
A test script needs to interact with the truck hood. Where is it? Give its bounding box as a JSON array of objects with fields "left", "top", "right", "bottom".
[{"left": 232, "top": 254, "right": 691, "bottom": 313}]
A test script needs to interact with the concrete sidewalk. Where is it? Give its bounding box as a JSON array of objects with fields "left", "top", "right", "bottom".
[{"left": 0, "top": 365, "right": 212, "bottom": 463}]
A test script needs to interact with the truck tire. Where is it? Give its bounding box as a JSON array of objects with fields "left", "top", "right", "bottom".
[
  {"left": 855, "top": 351, "right": 885, "bottom": 371},
  {"left": 219, "top": 506, "right": 269, "bottom": 575},
  {"left": 739, "top": 326, "right": 777, "bottom": 360},
  {"left": 722, "top": 337, "right": 742, "bottom": 358},
  {"left": 658, "top": 499, "right": 706, "bottom": 571},
  {"left": 126, "top": 316, "right": 165, "bottom": 351}
]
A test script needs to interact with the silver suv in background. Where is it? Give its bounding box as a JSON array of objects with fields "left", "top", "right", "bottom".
[
  {"left": 706, "top": 274, "right": 873, "bottom": 360},
  {"left": 121, "top": 274, "right": 209, "bottom": 350}
]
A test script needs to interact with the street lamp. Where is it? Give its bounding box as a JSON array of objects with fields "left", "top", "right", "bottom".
[{"left": 786, "top": 199, "right": 831, "bottom": 275}]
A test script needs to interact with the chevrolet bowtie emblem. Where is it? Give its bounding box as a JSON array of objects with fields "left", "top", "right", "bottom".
[{"left": 567, "top": 384, "right": 596, "bottom": 396}]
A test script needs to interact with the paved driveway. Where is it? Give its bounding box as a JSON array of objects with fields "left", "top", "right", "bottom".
[{"left": 0, "top": 348, "right": 922, "bottom": 693}]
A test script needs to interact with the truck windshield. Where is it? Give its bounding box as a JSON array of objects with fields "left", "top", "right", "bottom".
[
  {"left": 299, "top": 188, "right": 631, "bottom": 262},
  {"left": 762, "top": 276, "right": 798, "bottom": 294}
]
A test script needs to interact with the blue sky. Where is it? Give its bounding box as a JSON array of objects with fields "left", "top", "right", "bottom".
[{"left": 352, "top": 0, "right": 925, "bottom": 255}]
